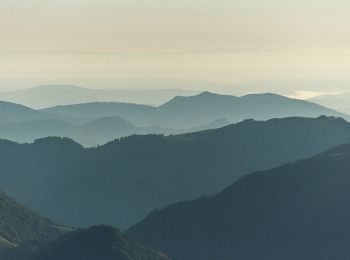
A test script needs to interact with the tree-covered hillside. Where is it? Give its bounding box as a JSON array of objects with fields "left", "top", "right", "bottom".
[
  {"left": 0, "top": 116, "right": 350, "bottom": 229},
  {"left": 128, "top": 143, "right": 350, "bottom": 260}
]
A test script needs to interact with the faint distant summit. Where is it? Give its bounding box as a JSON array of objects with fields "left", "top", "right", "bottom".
[{"left": 0, "top": 84, "right": 197, "bottom": 108}]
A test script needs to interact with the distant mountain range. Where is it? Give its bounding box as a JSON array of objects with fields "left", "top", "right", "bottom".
[
  {"left": 0, "top": 115, "right": 229, "bottom": 147},
  {"left": 0, "top": 90, "right": 347, "bottom": 146},
  {"left": 1, "top": 116, "right": 350, "bottom": 229},
  {"left": 0, "top": 85, "right": 197, "bottom": 108},
  {"left": 128, "top": 143, "right": 350, "bottom": 260},
  {"left": 310, "top": 92, "right": 350, "bottom": 114},
  {"left": 157, "top": 91, "right": 350, "bottom": 127},
  {"left": 4, "top": 85, "right": 350, "bottom": 259},
  {"left": 0, "top": 191, "right": 169, "bottom": 260},
  {"left": 42, "top": 91, "right": 349, "bottom": 128}
]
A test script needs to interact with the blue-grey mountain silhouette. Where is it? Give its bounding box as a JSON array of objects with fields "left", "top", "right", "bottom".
[
  {"left": 0, "top": 116, "right": 229, "bottom": 147},
  {"left": 0, "top": 91, "right": 349, "bottom": 146},
  {"left": 128, "top": 143, "right": 350, "bottom": 260},
  {"left": 0, "top": 117, "right": 350, "bottom": 229},
  {"left": 0, "top": 101, "right": 50, "bottom": 123},
  {"left": 42, "top": 91, "right": 349, "bottom": 128},
  {"left": 0, "top": 84, "right": 196, "bottom": 108}
]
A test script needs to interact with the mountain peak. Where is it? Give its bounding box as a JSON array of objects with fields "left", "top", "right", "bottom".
[
  {"left": 160, "top": 91, "right": 236, "bottom": 109},
  {"left": 196, "top": 91, "right": 219, "bottom": 97},
  {"left": 242, "top": 92, "right": 287, "bottom": 99},
  {"left": 194, "top": 91, "right": 238, "bottom": 99},
  {"left": 33, "top": 137, "right": 83, "bottom": 149}
]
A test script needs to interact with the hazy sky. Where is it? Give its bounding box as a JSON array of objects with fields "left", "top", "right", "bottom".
[{"left": 1, "top": 0, "right": 350, "bottom": 96}]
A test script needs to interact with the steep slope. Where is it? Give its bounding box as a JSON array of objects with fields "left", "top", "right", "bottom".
[
  {"left": 128, "top": 144, "right": 350, "bottom": 260},
  {"left": 26, "top": 226, "right": 170, "bottom": 260},
  {"left": 0, "top": 192, "right": 67, "bottom": 245},
  {"left": 41, "top": 92, "right": 349, "bottom": 128}
]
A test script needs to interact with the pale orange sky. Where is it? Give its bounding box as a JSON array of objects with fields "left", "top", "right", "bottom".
[{"left": 1, "top": 0, "right": 350, "bottom": 95}]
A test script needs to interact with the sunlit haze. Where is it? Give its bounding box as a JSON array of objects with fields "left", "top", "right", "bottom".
[{"left": 1, "top": 0, "right": 350, "bottom": 97}]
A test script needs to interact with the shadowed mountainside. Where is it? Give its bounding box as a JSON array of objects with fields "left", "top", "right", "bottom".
[
  {"left": 0, "top": 117, "right": 350, "bottom": 229},
  {"left": 128, "top": 143, "right": 350, "bottom": 260},
  {"left": 0, "top": 192, "right": 169, "bottom": 260},
  {"left": 0, "top": 192, "right": 68, "bottom": 259},
  {"left": 26, "top": 226, "right": 170, "bottom": 260},
  {"left": 0, "top": 192, "right": 67, "bottom": 245}
]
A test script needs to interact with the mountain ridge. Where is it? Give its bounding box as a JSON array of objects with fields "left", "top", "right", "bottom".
[
  {"left": 42, "top": 91, "right": 350, "bottom": 128},
  {"left": 127, "top": 142, "right": 350, "bottom": 260},
  {"left": 0, "top": 90, "right": 349, "bottom": 146},
  {"left": 0, "top": 85, "right": 197, "bottom": 108},
  {"left": 0, "top": 116, "right": 350, "bottom": 229}
]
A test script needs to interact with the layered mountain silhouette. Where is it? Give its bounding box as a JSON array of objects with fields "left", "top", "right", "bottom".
[
  {"left": 42, "top": 91, "right": 349, "bottom": 128},
  {"left": 1, "top": 117, "right": 350, "bottom": 229},
  {"left": 0, "top": 116, "right": 229, "bottom": 147},
  {"left": 128, "top": 143, "right": 350, "bottom": 260},
  {"left": 0, "top": 84, "right": 196, "bottom": 108},
  {"left": 0, "top": 91, "right": 348, "bottom": 146}
]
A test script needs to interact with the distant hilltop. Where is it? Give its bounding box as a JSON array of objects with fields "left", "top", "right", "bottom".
[{"left": 0, "top": 84, "right": 198, "bottom": 108}]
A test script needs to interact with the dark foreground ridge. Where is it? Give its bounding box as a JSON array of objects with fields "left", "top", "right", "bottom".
[
  {"left": 0, "top": 192, "right": 170, "bottom": 260},
  {"left": 0, "top": 192, "right": 68, "bottom": 259},
  {"left": 0, "top": 192, "right": 67, "bottom": 246},
  {"left": 128, "top": 143, "right": 350, "bottom": 260}
]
